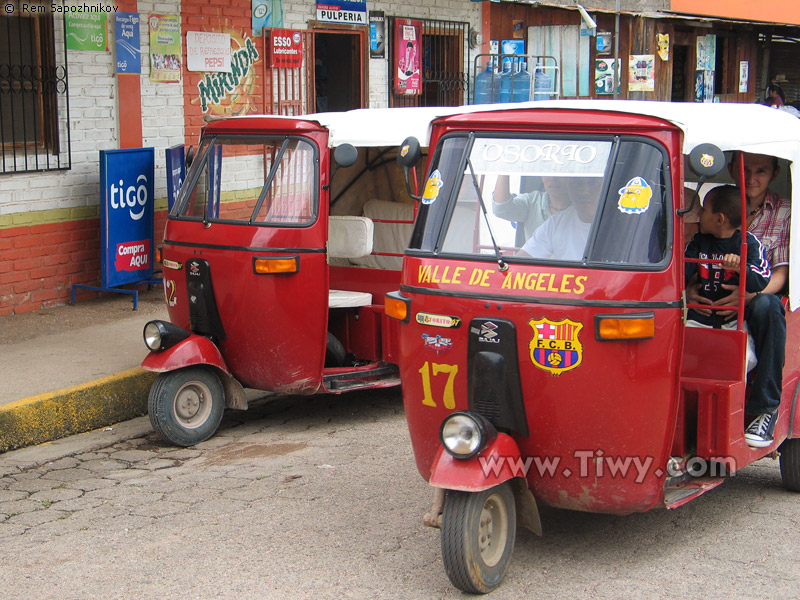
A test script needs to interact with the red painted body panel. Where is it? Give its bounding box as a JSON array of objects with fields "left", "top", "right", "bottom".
[
  {"left": 429, "top": 433, "right": 522, "bottom": 491},
  {"left": 160, "top": 205, "right": 329, "bottom": 394},
  {"left": 399, "top": 108, "right": 800, "bottom": 515},
  {"left": 401, "top": 257, "right": 681, "bottom": 514},
  {"left": 141, "top": 334, "right": 229, "bottom": 374},
  {"left": 152, "top": 122, "right": 403, "bottom": 398}
]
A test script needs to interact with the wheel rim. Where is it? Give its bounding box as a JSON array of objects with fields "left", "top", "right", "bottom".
[
  {"left": 172, "top": 380, "right": 214, "bottom": 429},
  {"left": 477, "top": 492, "right": 509, "bottom": 568}
]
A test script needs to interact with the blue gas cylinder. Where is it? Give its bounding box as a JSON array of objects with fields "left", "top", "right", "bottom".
[
  {"left": 533, "top": 67, "right": 551, "bottom": 100},
  {"left": 512, "top": 62, "right": 531, "bottom": 102}
]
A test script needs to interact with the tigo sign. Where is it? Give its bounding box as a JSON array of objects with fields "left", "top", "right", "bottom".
[{"left": 99, "top": 148, "right": 155, "bottom": 287}]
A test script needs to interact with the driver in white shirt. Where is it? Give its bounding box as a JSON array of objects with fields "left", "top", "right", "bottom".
[{"left": 517, "top": 177, "right": 601, "bottom": 260}]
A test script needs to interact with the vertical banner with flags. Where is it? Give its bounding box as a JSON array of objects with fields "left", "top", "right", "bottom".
[
  {"left": 394, "top": 18, "right": 421, "bottom": 96},
  {"left": 165, "top": 145, "right": 185, "bottom": 212}
]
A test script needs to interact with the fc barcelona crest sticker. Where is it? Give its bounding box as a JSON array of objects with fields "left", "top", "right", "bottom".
[{"left": 529, "top": 318, "right": 583, "bottom": 375}]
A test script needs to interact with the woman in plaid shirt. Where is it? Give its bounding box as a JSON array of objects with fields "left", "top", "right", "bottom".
[{"left": 688, "top": 152, "right": 789, "bottom": 448}]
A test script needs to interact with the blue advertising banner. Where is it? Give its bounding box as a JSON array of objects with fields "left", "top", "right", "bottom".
[
  {"left": 99, "top": 148, "right": 155, "bottom": 287},
  {"left": 165, "top": 144, "right": 185, "bottom": 212},
  {"left": 115, "top": 12, "right": 141, "bottom": 74},
  {"left": 207, "top": 145, "right": 223, "bottom": 219}
]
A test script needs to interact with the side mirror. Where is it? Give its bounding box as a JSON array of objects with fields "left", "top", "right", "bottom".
[
  {"left": 679, "top": 144, "right": 725, "bottom": 217},
  {"left": 334, "top": 143, "right": 358, "bottom": 168},
  {"left": 397, "top": 136, "right": 422, "bottom": 201},
  {"left": 186, "top": 145, "right": 195, "bottom": 168},
  {"left": 687, "top": 143, "right": 725, "bottom": 179}
]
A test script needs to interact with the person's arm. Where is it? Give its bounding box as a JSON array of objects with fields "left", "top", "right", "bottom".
[
  {"left": 741, "top": 232, "right": 771, "bottom": 293},
  {"left": 492, "top": 177, "right": 536, "bottom": 222},
  {"left": 493, "top": 175, "right": 511, "bottom": 204}
]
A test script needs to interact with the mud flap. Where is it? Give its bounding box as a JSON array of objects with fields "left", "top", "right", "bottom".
[{"left": 509, "top": 477, "right": 542, "bottom": 535}]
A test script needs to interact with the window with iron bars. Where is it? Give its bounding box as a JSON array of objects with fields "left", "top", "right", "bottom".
[
  {"left": 388, "top": 17, "right": 470, "bottom": 108},
  {"left": 1, "top": 4, "right": 70, "bottom": 174}
]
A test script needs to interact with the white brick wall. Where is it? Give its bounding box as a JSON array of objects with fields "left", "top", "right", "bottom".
[
  {"left": 280, "top": 0, "right": 480, "bottom": 109},
  {"left": 1, "top": 0, "right": 184, "bottom": 216},
  {"left": 2, "top": 0, "right": 479, "bottom": 216}
]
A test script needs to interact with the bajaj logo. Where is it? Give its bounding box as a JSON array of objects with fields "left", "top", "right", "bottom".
[{"left": 528, "top": 318, "right": 583, "bottom": 376}]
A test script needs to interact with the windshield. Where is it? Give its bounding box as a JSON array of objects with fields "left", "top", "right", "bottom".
[
  {"left": 173, "top": 135, "right": 318, "bottom": 226},
  {"left": 413, "top": 134, "right": 670, "bottom": 268}
]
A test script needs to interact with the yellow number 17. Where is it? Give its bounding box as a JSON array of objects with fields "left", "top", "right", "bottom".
[{"left": 419, "top": 361, "right": 459, "bottom": 409}]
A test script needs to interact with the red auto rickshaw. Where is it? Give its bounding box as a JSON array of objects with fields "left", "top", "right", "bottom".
[
  {"left": 386, "top": 101, "right": 800, "bottom": 593},
  {"left": 140, "top": 107, "right": 443, "bottom": 446}
]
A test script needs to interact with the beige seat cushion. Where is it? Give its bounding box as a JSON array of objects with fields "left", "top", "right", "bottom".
[
  {"left": 329, "top": 289, "right": 373, "bottom": 308},
  {"left": 349, "top": 200, "right": 415, "bottom": 270},
  {"left": 328, "top": 215, "right": 374, "bottom": 261}
]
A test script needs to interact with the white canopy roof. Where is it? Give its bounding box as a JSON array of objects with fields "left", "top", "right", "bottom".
[{"left": 259, "top": 101, "right": 800, "bottom": 307}]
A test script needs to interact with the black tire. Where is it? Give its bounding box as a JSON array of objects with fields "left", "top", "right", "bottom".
[
  {"left": 325, "top": 332, "right": 346, "bottom": 368},
  {"left": 441, "top": 483, "right": 516, "bottom": 594},
  {"left": 780, "top": 438, "right": 800, "bottom": 492},
  {"left": 148, "top": 367, "right": 225, "bottom": 447}
]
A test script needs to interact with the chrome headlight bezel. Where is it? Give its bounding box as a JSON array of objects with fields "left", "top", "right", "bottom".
[
  {"left": 143, "top": 320, "right": 190, "bottom": 352},
  {"left": 144, "top": 321, "right": 165, "bottom": 351},
  {"left": 439, "top": 411, "right": 496, "bottom": 459}
]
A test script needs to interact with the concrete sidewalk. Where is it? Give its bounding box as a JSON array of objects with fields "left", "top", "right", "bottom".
[{"left": 0, "top": 289, "right": 168, "bottom": 453}]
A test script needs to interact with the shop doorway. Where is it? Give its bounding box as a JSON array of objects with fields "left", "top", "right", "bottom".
[
  {"left": 670, "top": 44, "right": 690, "bottom": 101},
  {"left": 313, "top": 31, "right": 366, "bottom": 112}
]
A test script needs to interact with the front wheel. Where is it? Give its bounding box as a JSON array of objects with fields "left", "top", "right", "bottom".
[
  {"left": 148, "top": 367, "right": 225, "bottom": 447},
  {"left": 780, "top": 438, "right": 800, "bottom": 492},
  {"left": 441, "top": 483, "right": 516, "bottom": 594}
]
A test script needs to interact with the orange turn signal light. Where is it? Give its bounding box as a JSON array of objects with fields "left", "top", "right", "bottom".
[
  {"left": 155, "top": 245, "right": 162, "bottom": 264},
  {"left": 385, "top": 292, "right": 410, "bottom": 322},
  {"left": 253, "top": 256, "right": 299, "bottom": 274},
  {"left": 595, "top": 313, "right": 655, "bottom": 341}
]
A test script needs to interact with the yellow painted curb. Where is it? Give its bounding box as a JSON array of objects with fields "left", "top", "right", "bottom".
[{"left": 0, "top": 369, "right": 157, "bottom": 453}]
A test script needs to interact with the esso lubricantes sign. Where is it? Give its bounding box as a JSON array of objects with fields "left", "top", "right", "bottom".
[
  {"left": 99, "top": 148, "right": 155, "bottom": 287},
  {"left": 110, "top": 174, "right": 149, "bottom": 220},
  {"left": 269, "top": 29, "right": 302, "bottom": 68}
]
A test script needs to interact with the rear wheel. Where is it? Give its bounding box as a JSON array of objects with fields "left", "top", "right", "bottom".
[
  {"left": 441, "top": 482, "right": 516, "bottom": 594},
  {"left": 780, "top": 438, "right": 800, "bottom": 492},
  {"left": 148, "top": 367, "right": 225, "bottom": 447}
]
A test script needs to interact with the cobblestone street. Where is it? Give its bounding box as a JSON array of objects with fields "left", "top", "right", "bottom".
[{"left": 1, "top": 388, "right": 798, "bottom": 600}]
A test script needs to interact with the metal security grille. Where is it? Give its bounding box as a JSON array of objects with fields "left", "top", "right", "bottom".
[
  {"left": 0, "top": 7, "right": 70, "bottom": 174},
  {"left": 388, "top": 17, "right": 470, "bottom": 108}
]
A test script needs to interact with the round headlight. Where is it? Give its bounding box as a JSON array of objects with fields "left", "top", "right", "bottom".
[
  {"left": 440, "top": 412, "right": 494, "bottom": 459},
  {"left": 143, "top": 321, "right": 165, "bottom": 351}
]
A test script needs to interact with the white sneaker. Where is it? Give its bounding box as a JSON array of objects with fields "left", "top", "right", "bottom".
[{"left": 744, "top": 412, "right": 775, "bottom": 448}]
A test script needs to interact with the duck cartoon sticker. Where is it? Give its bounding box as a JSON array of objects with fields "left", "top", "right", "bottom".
[
  {"left": 422, "top": 169, "right": 444, "bottom": 205},
  {"left": 617, "top": 176, "right": 653, "bottom": 214}
]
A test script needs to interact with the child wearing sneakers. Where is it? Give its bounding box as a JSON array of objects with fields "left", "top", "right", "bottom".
[{"left": 685, "top": 185, "right": 773, "bottom": 447}]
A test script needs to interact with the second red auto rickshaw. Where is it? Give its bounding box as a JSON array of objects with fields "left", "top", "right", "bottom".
[
  {"left": 140, "top": 107, "right": 444, "bottom": 446},
  {"left": 386, "top": 101, "right": 800, "bottom": 593}
]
